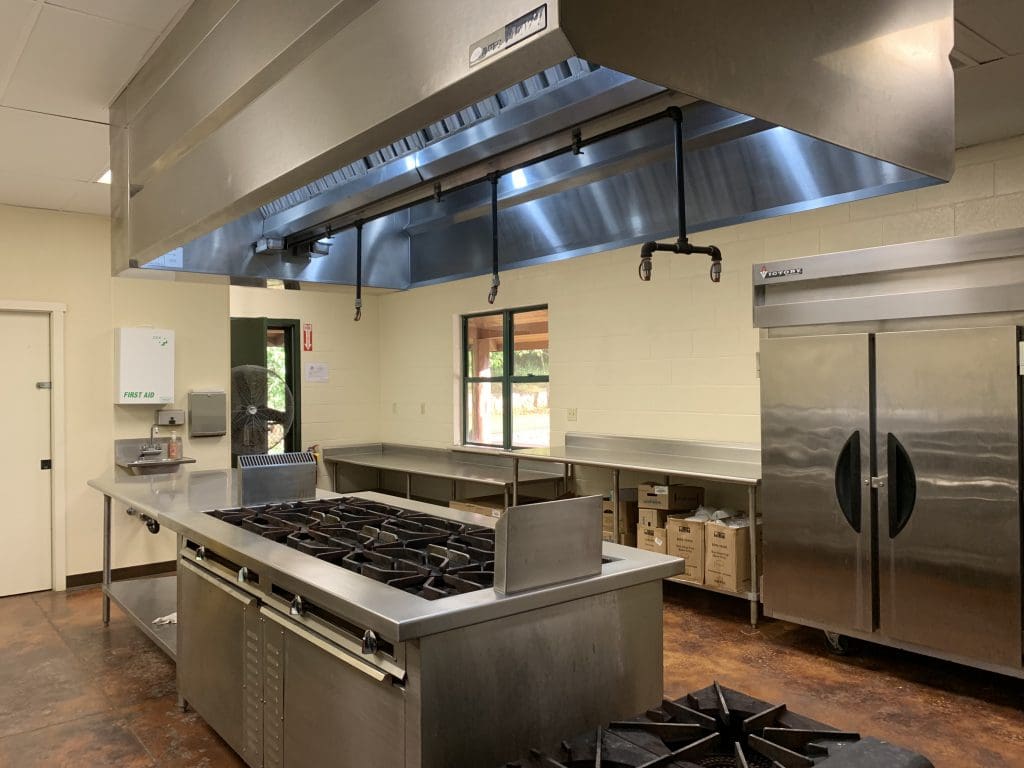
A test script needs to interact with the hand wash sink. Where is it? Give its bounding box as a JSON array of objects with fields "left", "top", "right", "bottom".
[
  {"left": 117, "top": 456, "right": 196, "bottom": 475},
  {"left": 115, "top": 438, "right": 196, "bottom": 475}
]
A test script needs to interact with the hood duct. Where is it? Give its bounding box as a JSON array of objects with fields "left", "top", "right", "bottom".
[{"left": 113, "top": 0, "right": 954, "bottom": 287}]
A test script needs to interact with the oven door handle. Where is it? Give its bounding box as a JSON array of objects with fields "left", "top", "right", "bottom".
[
  {"left": 259, "top": 606, "right": 389, "bottom": 683},
  {"left": 887, "top": 432, "right": 917, "bottom": 539},
  {"left": 833, "top": 430, "right": 862, "bottom": 533}
]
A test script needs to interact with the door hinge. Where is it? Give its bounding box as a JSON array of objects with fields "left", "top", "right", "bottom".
[
  {"left": 40, "top": 459, "right": 52, "bottom": 470},
  {"left": 36, "top": 381, "right": 51, "bottom": 389},
  {"left": 868, "top": 476, "right": 885, "bottom": 488}
]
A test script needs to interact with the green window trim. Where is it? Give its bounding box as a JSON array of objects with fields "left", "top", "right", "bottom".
[{"left": 462, "top": 304, "right": 549, "bottom": 450}]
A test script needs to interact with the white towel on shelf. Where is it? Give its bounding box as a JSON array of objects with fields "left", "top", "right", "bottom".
[{"left": 152, "top": 611, "right": 177, "bottom": 625}]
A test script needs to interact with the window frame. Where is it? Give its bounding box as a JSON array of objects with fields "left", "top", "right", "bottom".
[{"left": 461, "top": 304, "right": 549, "bottom": 450}]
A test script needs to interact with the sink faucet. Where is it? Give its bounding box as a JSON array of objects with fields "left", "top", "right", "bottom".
[{"left": 139, "top": 425, "right": 163, "bottom": 457}]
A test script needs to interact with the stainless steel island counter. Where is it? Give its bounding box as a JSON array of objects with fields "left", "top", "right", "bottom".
[{"left": 89, "top": 467, "right": 683, "bottom": 768}]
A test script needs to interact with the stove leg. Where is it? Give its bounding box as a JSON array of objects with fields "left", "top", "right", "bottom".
[
  {"left": 102, "top": 494, "right": 111, "bottom": 626},
  {"left": 748, "top": 485, "right": 759, "bottom": 628}
]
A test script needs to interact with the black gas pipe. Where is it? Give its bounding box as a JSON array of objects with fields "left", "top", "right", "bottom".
[
  {"left": 488, "top": 172, "right": 500, "bottom": 304},
  {"left": 353, "top": 220, "right": 363, "bottom": 321},
  {"left": 284, "top": 105, "right": 722, "bottom": 294},
  {"left": 638, "top": 106, "right": 722, "bottom": 284}
]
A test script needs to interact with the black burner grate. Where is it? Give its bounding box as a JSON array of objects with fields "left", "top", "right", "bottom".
[
  {"left": 205, "top": 497, "right": 496, "bottom": 600},
  {"left": 504, "top": 682, "right": 933, "bottom": 768}
]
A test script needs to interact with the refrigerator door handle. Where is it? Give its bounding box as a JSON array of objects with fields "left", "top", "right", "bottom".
[
  {"left": 833, "top": 430, "right": 862, "bottom": 533},
  {"left": 887, "top": 432, "right": 917, "bottom": 538}
]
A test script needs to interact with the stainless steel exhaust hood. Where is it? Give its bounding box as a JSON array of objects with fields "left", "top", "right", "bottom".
[{"left": 113, "top": 0, "right": 954, "bottom": 287}]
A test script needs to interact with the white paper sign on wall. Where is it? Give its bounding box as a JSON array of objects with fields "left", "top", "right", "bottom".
[{"left": 304, "top": 362, "right": 329, "bottom": 383}]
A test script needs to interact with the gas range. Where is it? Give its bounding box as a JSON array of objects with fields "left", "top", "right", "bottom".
[
  {"left": 504, "top": 682, "right": 933, "bottom": 767},
  {"left": 205, "top": 497, "right": 496, "bottom": 600}
]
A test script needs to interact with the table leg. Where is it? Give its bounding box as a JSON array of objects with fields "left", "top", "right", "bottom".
[
  {"left": 748, "top": 485, "right": 760, "bottom": 627},
  {"left": 512, "top": 457, "right": 520, "bottom": 506},
  {"left": 612, "top": 469, "right": 621, "bottom": 542},
  {"left": 102, "top": 494, "right": 111, "bottom": 626}
]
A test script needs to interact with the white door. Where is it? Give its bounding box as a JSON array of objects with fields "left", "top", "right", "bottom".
[{"left": 0, "top": 311, "right": 51, "bottom": 595}]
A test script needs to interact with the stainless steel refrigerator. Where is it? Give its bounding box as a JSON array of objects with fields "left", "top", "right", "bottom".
[{"left": 754, "top": 227, "right": 1024, "bottom": 676}]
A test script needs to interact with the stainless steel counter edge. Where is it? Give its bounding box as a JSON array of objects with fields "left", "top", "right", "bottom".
[
  {"left": 455, "top": 444, "right": 762, "bottom": 485},
  {"left": 88, "top": 469, "right": 684, "bottom": 642}
]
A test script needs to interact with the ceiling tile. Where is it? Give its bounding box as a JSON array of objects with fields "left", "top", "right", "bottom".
[
  {"left": 2, "top": 4, "right": 158, "bottom": 123},
  {"left": 0, "top": 0, "right": 40, "bottom": 94},
  {"left": 46, "top": 0, "right": 192, "bottom": 33},
  {"left": 0, "top": 170, "right": 81, "bottom": 211},
  {"left": 63, "top": 178, "right": 110, "bottom": 215},
  {"left": 0, "top": 106, "right": 108, "bottom": 181},
  {"left": 956, "top": 0, "right": 1024, "bottom": 56}
]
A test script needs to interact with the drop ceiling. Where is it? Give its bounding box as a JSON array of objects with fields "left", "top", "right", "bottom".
[
  {"left": 0, "top": 0, "right": 191, "bottom": 216},
  {"left": 0, "top": 0, "right": 1021, "bottom": 217}
]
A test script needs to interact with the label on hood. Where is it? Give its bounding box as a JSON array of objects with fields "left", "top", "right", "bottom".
[{"left": 469, "top": 5, "right": 547, "bottom": 67}]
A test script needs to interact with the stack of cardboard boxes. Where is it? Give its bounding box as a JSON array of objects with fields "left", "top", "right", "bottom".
[
  {"left": 630, "top": 481, "right": 762, "bottom": 594},
  {"left": 601, "top": 489, "right": 638, "bottom": 546},
  {"left": 635, "top": 481, "right": 703, "bottom": 562}
]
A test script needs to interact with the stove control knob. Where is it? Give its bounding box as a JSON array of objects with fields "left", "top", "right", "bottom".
[
  {"left": 361, "top": 630, "right": 378, "bottom": 655},
  {"left": 195, "top": 546, "right": 206, "bottom": 561},
  {"left": 290, "top": 596, "right": 304, "bottom": 616}
]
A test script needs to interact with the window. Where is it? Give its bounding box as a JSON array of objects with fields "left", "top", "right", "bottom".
[{"left": 463, "top": 306, "right": 549, "bottom": 449}]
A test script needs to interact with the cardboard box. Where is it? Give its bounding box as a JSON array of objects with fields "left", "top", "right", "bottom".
[
  {"left": 704, "top": 516, "right": 762, "bottom": 593},
  {"left": 601, "top": 530, "right": 615, "bottom": 543},
  {"left": 618, "top": 528, "right": 637, "bottom": 547},
  {"left": 449, "top": 494, "right": 543, "bottom": 518},
  {"left": 665, "top": 515, "right": 704, "bottom": 583},
  {"left": 639, "top": 507, "right": 673, "bottom": 530},
  {"left": 637, "top": 482, "right": 704, "bottom": 511},
  {"left": 602, "top": 499, "right": 639, "bottom": 532},
  {"left": 637, "top": 526, "right": 667, "bottom": 554}
]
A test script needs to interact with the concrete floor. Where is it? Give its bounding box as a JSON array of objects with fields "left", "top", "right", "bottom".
[{"left": 0, "top": 583, "right": 1021, "bottom": 767}]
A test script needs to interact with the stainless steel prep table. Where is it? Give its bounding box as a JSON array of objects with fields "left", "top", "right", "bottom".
[
  {"left": 88, "top": 467, "right": 680, "bottom": 653},
  {"left": 460, "top": 433, "right": 763, "bottom": 624},
  {"left": 323, "top": 443, "right": 567, "bottom": 508}
]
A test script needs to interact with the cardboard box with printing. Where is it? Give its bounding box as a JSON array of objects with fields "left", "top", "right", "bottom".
[
  {"left": 665, "top": 515, "right": 704, "bottom": 584},
  {"left": 704, "top": 516, "right": 762, "bottom": 593},
  {"left": 602, "top": 497, "right": 639, "bottom": 533},
  {"left": 637, "top": 482, "right": 704, "bottom": 511},
  {"left": 639, "top": 507, "right": 670, "bottom": 530},
  {"left": 637, "top": 526, "right": 667, "bottom": 554}
]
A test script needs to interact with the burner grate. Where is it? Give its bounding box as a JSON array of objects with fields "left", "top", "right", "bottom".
[
  {"left": 205, "top": 498, "right": 496, "bottom": 600},
  {"left": 503, "top": 682, "right": 933, "bottom": 768}
]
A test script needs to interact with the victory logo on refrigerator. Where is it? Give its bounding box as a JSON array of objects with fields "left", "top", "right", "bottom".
[{"left": 759, "top": 265, "right": 804, "bottom": 279}]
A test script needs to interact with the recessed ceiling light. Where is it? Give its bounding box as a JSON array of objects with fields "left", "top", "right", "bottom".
[{"left": 96, "top": 169, "right": 112, "bottom": 184}]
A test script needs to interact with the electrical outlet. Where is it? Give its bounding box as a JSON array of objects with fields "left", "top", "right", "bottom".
[
  {"left": 567, "top": 407, "right": 578, "bottom": 422},
  {"left": 420, "top": 402, "right": 427, "bottom": 415}
]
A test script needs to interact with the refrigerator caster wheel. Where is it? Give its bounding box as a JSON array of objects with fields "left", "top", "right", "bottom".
[{"left": 824, "top": 630, "right": 853, "bottom": 655}]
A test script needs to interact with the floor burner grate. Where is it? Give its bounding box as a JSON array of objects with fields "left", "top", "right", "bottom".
[{"left": 504, "top": 681, "right": 934, "bottom": 768}]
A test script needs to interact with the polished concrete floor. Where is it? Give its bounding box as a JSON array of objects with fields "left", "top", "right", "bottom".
[{"left": 0, "top": 583, "right": 1021, "bottom": 767}]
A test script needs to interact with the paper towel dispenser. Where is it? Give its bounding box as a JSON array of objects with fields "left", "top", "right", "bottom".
[{"left": 189, "top": 391, "right": 227, "bottom": 438}]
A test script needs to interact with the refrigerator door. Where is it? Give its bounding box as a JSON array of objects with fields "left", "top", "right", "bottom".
[
  {"left": 760, "top": 333, "right": 873, "bottom": 632},
  {"left": 876, "top": 326, "right": 1022, "bottom": 667}
]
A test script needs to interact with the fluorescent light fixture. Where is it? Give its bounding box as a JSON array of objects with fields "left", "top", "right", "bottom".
[{"left": 96, "top": 169, "right": 112, "bottom": 184}]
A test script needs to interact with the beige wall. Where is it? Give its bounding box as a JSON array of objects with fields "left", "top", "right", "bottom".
[
  {"left": 230, "top": 284, "right": 381, "bottom": 450},
  {"left": 378, "top": 133, "right": 1024, "bottom": 454},
  {"left": 0, "top": 203, "right": 230, "bottom": 577}
]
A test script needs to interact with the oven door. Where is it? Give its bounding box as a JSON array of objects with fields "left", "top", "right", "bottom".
[
  {"left": 260, "top": 606, "right": 407, "bottom": 768},
  {"left": 178, "top": 558, "right": 264, "bottom": 767}
]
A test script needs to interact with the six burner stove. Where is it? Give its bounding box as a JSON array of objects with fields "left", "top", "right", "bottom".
[
  {"left": 205, "top": 498, "right": 496, "bottom": 600},
  {"left": 504, "top": 682, "right": 933, "bottom": 768}
]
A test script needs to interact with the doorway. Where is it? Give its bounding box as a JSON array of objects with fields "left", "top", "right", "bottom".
[
  {"left": 0, "top": 311, "right": 52, "bottom": 595},
  {"left": 230, "top": 317, "right": 302, "bottom": 460}
]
